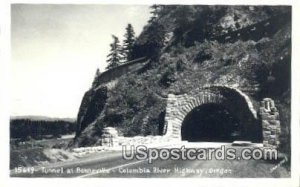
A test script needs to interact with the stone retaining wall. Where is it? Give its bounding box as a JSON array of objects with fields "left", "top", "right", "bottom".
[
  {"left": 95, "top": 97, "right": 281, "bottom": 150},
  {"left": 100, "top": 127, "right": 176, "bottom": 147}
]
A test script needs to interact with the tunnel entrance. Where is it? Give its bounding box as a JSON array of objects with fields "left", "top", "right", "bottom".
[{"left": 181, "top": 103, "right": 243, "bottom": 142}]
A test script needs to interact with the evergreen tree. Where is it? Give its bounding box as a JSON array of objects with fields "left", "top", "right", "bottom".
[
  {"left": 106, "top": 35, "right": 122, "bottom": 70},
  {"left": 122, "top": 24, "right": 136, "bottom": 61},
  {"left": 148, "top": 5, "right": 166, "bottom": 59},
  {"left": 172, "top": 6, "right": 196, "bottom": 37},
  {"left": 149, "top": 4, "right": 160, "bottom": 23},
  {"left": 131, "top": 4, "right": 166, "bottom": 59},
  {"left": 145, "top": 20, "right": 166, "bottom": 59},
  {"left": 148, "top": 21, "right": 165, "bottom": 48},
  {"left": 92, "top": 68, "right": 101, "bottom": 87},
  {"left": 95, "top": 68, "right": 101, "bottom": 76}
]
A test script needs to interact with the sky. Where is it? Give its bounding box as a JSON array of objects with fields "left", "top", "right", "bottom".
[{"left": 11, "top": 4, "right": 151, "bottom": 118}]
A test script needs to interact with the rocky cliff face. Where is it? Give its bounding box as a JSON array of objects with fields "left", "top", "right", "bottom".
[{"left": 72, "top": 5, "right": 291, "bottom": 149}]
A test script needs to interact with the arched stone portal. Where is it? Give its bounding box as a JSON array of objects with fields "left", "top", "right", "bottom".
[
  {"left": 163, "top": 86, "right": 262, "bottom": 143},
  {"left": 181, "top": 103, "right": 243, "bottom": 142}
]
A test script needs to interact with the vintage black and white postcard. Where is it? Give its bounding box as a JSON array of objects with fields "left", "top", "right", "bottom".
[{"left": 0, "top": 1, "right": 299, "bottom": 187}]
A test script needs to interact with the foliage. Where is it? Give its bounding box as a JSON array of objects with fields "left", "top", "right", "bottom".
[
  {"left": 10, "top": 119, "right": 76, "bottom": 140},
  {"left": 132, "top": 20, "right": 166, "bottom": 60},
  {"left": 148, "top": 4, "right": 160, "bottom": 23},
  {"left": 77, "top": 6, "right": 291, "bottom": 161},
  {"left": 122, "top": 24, "right": 136, "bottom": 61},
  {"left": 106, "top": 35, "right": 122, "bottom": 70}
]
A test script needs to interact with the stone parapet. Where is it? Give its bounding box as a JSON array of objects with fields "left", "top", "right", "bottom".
[
  {"left": 259, "top": 98, "right": 281, "bottom": 148},
  {"left": 101, "top": 127, "right": 119, "bottom": 147}
]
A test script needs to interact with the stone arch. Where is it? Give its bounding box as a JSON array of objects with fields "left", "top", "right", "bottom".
[{"left": 163, "top": 86, "right": 262, "bottom": 142}]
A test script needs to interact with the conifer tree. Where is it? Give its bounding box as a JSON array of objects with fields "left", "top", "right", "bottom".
[
  {"left": 122, "top": 24, "right": 136, "bottom": 61},
  {"left": 106, "top": 35, "right": 122, "bottom": 70},
  {"left": 131, "top": 4, "right": 166, "bottom": 59},
  {"left": 92, "top": 68, "right": 101, "bottom": 87},
  {"left": 148, "top": 4, "right": 160, "bottom": 23},
  {"left": 145, "top": 20, "right": 166, "bottom": 59}
]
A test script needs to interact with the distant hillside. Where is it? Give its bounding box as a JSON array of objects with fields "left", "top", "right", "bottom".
[
  {"left": 10, "top": 115, "right": 76, "bottom": 122},
  {"left": 10, "top": 116, "right": 76, "bottom": 140}
]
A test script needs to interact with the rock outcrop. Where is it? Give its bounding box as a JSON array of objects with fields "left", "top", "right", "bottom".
[{"left": 72, "top": 6, "right": 291, "bottom": 152}]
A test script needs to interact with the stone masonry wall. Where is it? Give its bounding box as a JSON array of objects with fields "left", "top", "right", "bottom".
[
  {"left": 163, "top": 86, "right": 259, "bottom": 141},
  {"left": 259, "top": 98, "right": 281, "bottom": 148},
  {"left": 163, "top": 91, "right": 225, "bottom": 139},
  {"left": 99, "top": 127, "right": 177, "bottom": 147}
]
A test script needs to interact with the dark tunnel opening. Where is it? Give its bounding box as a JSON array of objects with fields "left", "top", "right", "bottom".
[{"left": 181, "top": 103, "right": 245, "bottom": 142}]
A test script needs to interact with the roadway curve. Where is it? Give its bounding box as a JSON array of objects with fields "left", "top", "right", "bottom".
[{"left": 10, "top": 143, "right": 290, "bottom": 178}]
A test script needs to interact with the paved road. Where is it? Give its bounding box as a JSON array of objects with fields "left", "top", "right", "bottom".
[{"left": 10, "top": 143, "right": 290, "bottom": 178}]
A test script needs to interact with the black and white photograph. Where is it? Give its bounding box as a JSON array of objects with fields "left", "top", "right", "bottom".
[{"left": 0, "top": 1, "right": 299, "bottom": 186}]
